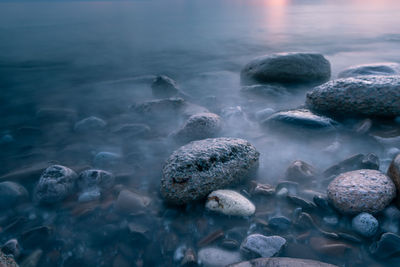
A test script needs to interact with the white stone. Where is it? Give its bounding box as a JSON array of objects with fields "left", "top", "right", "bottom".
[{"left": 205, "top": 190, "right": 255, "bottom": 217}]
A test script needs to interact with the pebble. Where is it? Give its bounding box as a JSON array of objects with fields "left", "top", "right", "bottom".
[
  {"left": 351, "top": 212, "right": 378, "bottom": 237},
  {"left": 115, "top": 190, "right": 151, "bottom": 215},
  {"left": 205, "top": 190, "right": 255, "bottom": 217},
  {"left": 338, "top": 62, "right": 400, "bottom": 78},
  {"left": 285, "top": 160, "right": 317, "bottom": 182},
  {"left": 240, "top": 234, "right": 286, "bottom": 258},
  {"left": 197, "top": 247, "right": 242, "bottom": 267},
  {"left": 268, "top": 216, "right": 291, "bottom": 231},
  {"left": 0, "top": 250, "right": 18, "bottom": 267},
  {"left": 77, "top": 169, "right": 115, "bottom": 191},
  {"left": 327, "top": 169, "right": 396, "bottom": 214}
]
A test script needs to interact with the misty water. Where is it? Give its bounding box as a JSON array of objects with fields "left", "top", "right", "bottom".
[{"left": 1, "top": 0, "right": 400, "bottom": 266}]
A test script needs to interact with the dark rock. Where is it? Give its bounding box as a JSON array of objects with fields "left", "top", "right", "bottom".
[
  {"left": 370, "top": 232, "right": 400, "bottom": 258},
  {"left": 74, "top": 116, "right": 107, "bottom": 133},
  {"left": 388, "top": 153, "right": 400, "bottom": 207},
  {"left": 228, "top": 257, "right": 338, "bottom": 267},
  {"left": 310, "top": 237, "right": 353, "bottom": 257},
  {"left": 306, "top": 75, "right": 400, "bottom": 118},
  {"left": 338, "top": 62, "right": 400, "bottom": 78},
  {"left": 151, "top": 75, "right": 180, "bottom": 98},
  {"left": 160, "top": 138, "right": 259, "bottom": 205},
  {"left": 197, "top": 230, "right": 224, "bottom": 247},
  {"left": 250, "top": 182, "right": 275, "bottom": 196},
  {"left": 327, "top": 169, "right": 395, "bottom": 214},
  {"left": 0, "top": 250, "right": 19, "bottom": 267},
  {"left": 1, "top": 239, "right": 20, "bottom": 258},
  {"left": 323, "top": 153, "right": 379, "bottom": 178},
  {"left": 77, "top": 169, "right": 115, "bottom": 191},
  {"left": 354, "top": 118, "right": 372, "bottom": 134},
  {"left": 240, "top": 234, "right": 286, "bottom": 258},
  {"left": 285, "top": 160, "right": 317, "bottom": 182},
  {"left": 268, "top": 216, "right": 292, "bottom": 231},
  {"left": 0, "top": 181, "right": 28, "bottom": 209},
  {"left": 20, "top": 226, "right": 52, "bottom": 249},
  {"left": 34, "top": 165, "right": 78, "bottom": 204},
  {"left": 241, "top": 52, "right": 331, "bottom": 86},
  {"left": 240, "top": 84, "right": 288, "bottom": 99}
]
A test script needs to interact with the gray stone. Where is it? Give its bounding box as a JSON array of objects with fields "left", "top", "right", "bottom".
[
  {"left": 151, "top": 75, "right": 180, "bottom": 98},
  {"left": 240, "top": 234, "right": 286, "bottom": 258},
  {"left": 77, "top": 169, "right": 115, "bottom": 191},
  {"left": 327, "top": 169, "right": 396, "bottom": 214},
  {"left": 241, "top": 52, "right": 331, "bottom": 85},
  {"left": 115, "top": 189, "right": 151, "bottom": 215},
  {"left": 306, "top": 76, "right": 400, "bottom": 117},
  {"left": 370, "top": 232, "right": 400, "bottom": 258},
  {"left": 197, "top": 247, "right": 242, "bottom": 267},
  {"left": 285, "top": 160, "right": 317, "bottom": 182},
  {"left": 161, "top": 138, "right": 259, "bottom": 205},
  {"left": 351, "top": 212, "right": 378, "bottom": 237},
  {"left": 228, "top": 257, "right": 338, "bottom": 267},
  {"left": 205, "top": 190, "right": 255, "bottom": 217},
  {"left": 0, "top": 181, "right": 28, "bottom": 209},
  {"left": 338, "top": 62, "right": 400, "bottom": 78},
  {"left": 74, "top": 116, "right": 107, "bottom": 133},
  {"left": 268, "top": 216, "right": 291, "bottom": 231},
  {"left": 240, "top": 84, "right": 288, "bottom": 98},
  {"left": 172, "top": 112, "right": 222, "bottom": 143},
  {"left": 323, "top": 153, "right": 379, "bottom": 178},
  {"left": 34, "top": 165, "right": 78, "bottom": 204}
]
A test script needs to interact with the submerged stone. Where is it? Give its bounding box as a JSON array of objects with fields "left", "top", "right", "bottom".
[
  {"left": 151, "top": 75, "right": 180, "bottom": 98},
  {"left": 240, "top": 234, "right": 286, "bottom": 259},
  {"left": 205, "top": 190, "right": 255, "bottom": 217},
  {"left": 338, "top": 62, "right": 400, "bottom": 78},
  {"left": 351, "top": 212, "right": 378, "bottom": 237},
  {"left": 197, "top": 247, "right": 242, "bottom": 267},
  {"left": 228, "top": 257, "right": 338, "bottom": 267}
]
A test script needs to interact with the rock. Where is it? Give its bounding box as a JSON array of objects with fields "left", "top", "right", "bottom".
[
  {"left": 250, "top": 182, "right": 275, "bottom": 196},
  {"left": 0, "top": 181, "right": 28, "bottom": 209},
  {"left": 351, "top": 212, "right": 378, "bottom": 237},
  {"left": 285, "top": 160, "right": 317, "bottom": 182},
  {"left": 77, "top": 169, "right": 115, "bottom": 191},
  {"left": 0, "top": 250, "right": 18, "bottom": 267},
  {"left": 112, "top": 123, "right": 151, "bottom": 139},
  {"left": 241, "top": 52, "right": 331, "bottom": 86},
  {"left": 268, "top": 216, "right": 291, "bottom": 231},
  {"left": 205, "top": 190, "right": 255, "bottom": 217},
  {"left": 197, "top": 247, "right": 242, "bottom": 267},
  {"left": 306, "top": 76, "right": 400, "bottom": 118},
  {"left": 1, "top": 239, "right": 20, "bottom": 258},
  {"left": 261, "top": 109, "right": 337, "bottom": 132},
  {"left": 240, "top": 234, "right": 286, "bottom": 258},
  {"left": 323, "top": 153, "right": 379, "bottom": 178},
  {"left": 255, "top": 108, "right": 275, "bottom": 122},
  {"left": 93, "top": 152, "right": 121, "bottom": 169},
  {"left": 327, "top": 169, "right": 396, "bottom": 214},
  {"left": 151, "top": 75, "right": 180, "bottom": 98},
  {"left": 74, "top": 116, "right": 107, "bottom": 133},
  {"left": 78, "top": 188, "right": 101, "bottom": 203},
  {"left": 228, "top": 257, "right": 338, "bottom": 267},
  {"left": 338, "top": 62, "right": 400, "bottom": 78},
  {"left": 287, "top": 195, "right": 316, "bottom": 210},
  {"left": 115, "top": 190, "right": 151, "bottom": 215},
  {"left": 161, "top": 138, "right": 259, "bottom": 205},
  {"left": 34, "top": 165, "right": 78, "bottom": 204},
  {"left": 172, "top": 113, "right": 222, "bottom": 143},
  {"left": 181, "top": 248, "right": 196, "bottom": 267},
  {"left": 240, "top": 84, "right": 288, "bottom": 99},
  {"left": 370, "top": 232, "right": 400, "bottom": 258},
  {"left": 388, "top": 153, "right": 400, "bottom": 207}
]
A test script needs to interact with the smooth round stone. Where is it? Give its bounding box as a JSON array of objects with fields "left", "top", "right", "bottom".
[
  {"left": 338, "top": 62, "right": 400, "bottom": 78},
  {"left": 228, "top": 257, "right": 338, "bottom": 267},
  {"left": 161, "top": 138, "right": 259, "bottom": 205},
  {"left": 34, "top": 165, "right": 78, "bottom": 204},
  {"left": 0, "top": 181, "right": 28, "bottom": 209},
  {"left": 172, "top": 112, "right": 222, "bottom": 143},
  {"left": 261, "top": 109, "right": 337, "bottom": 131},
  {"left": 240, "top": 234, "right": 286, "bottom": 259},
  {"left": 306, "top": 76, "right": 400, "bottom": 117},
  {"left": 93, "top": 152, "right": 121, "bottom": 169},
  {"left": 74, "top": 116, "right": 107, "bottom": 133},
  {"left": 327, "top": 169, "right": 396, "bottom": 214},
  {"left": 151, "top": 75, "right": 179, "bottom": 98},
  {"left": 115, "top": 190, "right": 151, "bottom": 215},
  {"left": 240, "top": 84, "right": 288, "bottom": 98},
  {"left": 197, "top": 247, "right": 242, "bottom": 267},
  {"left": 77, "top": 169, "right": 115, "bottom": 191},
  {"left": 241, "top": 52, "right": 331, "bottom": 85},
  {"left": 205, "top": 190, "right": 255, "bottom": 217},
  {"left": 351, "top": 212, "right": 378, "bottom": 237}
]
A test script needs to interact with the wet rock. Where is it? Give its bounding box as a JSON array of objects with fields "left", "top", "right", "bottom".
[
  {"left": 323, "top": 153, "right": 379, "bottom": 178},
  {"left": 161, "top": 138, "right": 259, "bottom": 205},
  {"left": 228, "top": 257, "right": 338, "bottom": 267},
  {"left": 20, "top": 249, "right": 42, "bottom": 267},
  {"left": 93, "top": 152, "right": 121, "bottom": 169},
  {"left": 351, "top": 212, "right": 378, "bottom": 237},
  {"left": 0, "top": 181, "right": 28, "bottom": 209},
  {"left": 285, "top": 160, "right": 317, "bottom": 182},
  {"left": 268, "top": 216, "right": 291, "bottom": 231},
  {"left": 197, "top": 247, "right": 242, "bottom": 267},
  {"left": 250, "top": 182, "right": 275, "bottom": 196},
  {"left": 172, "top": 113, "right": 222, "bottom": 143},
  {"left": 34, "top": 165, "right": 78, "bottom": 204},
  {"left": 327, "top": 169, "right": 395, "bottom": 214},
  {"left": 388, "top": 153, "right": 400, "bottom": 207},
  {"left": 240, "top": 84, "right": 288, "bottom": 99},
  {"left": 338, "top": 62, "right": 400, "bottom": 78},
  {"left": 240, "top": 234, "right": 286, "bottom": 258},
  {"left": 261, "top": 109, "right": 337, "bottom": 132},
  {"left": 115, "top": 190, "right": 151, "bottom": 215},
  {"left": 77, "top": 169, "right": 115, "bottom": 191},
  {"left": 74, "top": 116, "right": 107, "bottom": 133},
  {"left": 322, "top": 215, "right": 339, "bottom": 227},
  {"left": 306, "top": 75, "right": 400, "bottom": 118},
  {"left": 370, "top": 232, "right": 400, "bottom": 258},
  {"left": 313, "top": 195, "right": 334, "bottom": 212},
  {"left": 254, "top": 108, "right": 275, "bottom": 122},
  {"left": 151, "top": 75, "right": 180, "bottom": 98},
  {"left": 0, "top": 250, "right": 18, "bottom": 267},
  {"left": 205, "top": 190, "right": 255, "bottom": 217},
  {"left": 287, "top": 195, "right": 316, "bottom": 210},
  {"left": 241, "top": 52, "right": 331, "bottom": 86},
  {"left": 112, "top": 123, "right": 151, "bottom": 139},
  {"left": 1, "top": 239, "right": 20, "bottom": 258}
]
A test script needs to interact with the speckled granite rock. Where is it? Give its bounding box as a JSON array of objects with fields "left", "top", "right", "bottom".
[
  {"left": 172, "top": 112, "right": 222, "bottom": 143},
  {"left": 161, "top": 138, "right": 259, "bottom": 205},
  {"left": 338, "top": 62, "right": 400, "bottom": 78},
  {"left": 388, "top": 153, "right": 400, "bottom": 207},
  {"left": 228, "top": 257, "right": 338, "bottom": 267},
  {"left": 241, "top": 52, "right": 331, "bottom": 85},
  {"left": 327, "top": 169, "right": 396, "bottom": 214},
  {"left": 205, "top": 190, "right": 255, "bottom": 217},
  {"left": 0, "top": 250, "right": 18, "bottom": 267},
  {"left": 306, "top": 76, "right": 400, "bottom": 118}
]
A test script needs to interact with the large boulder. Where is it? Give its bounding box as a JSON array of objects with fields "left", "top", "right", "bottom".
[
  {"left": 241, "top": 52, "right": 331, "bottom": 86},
  {"left": 306, "top": 76, "right": 400, "bottom": 118},
  {"left": 160, "top": 138, "right": 259, "bottom": 205},
  {"left": 228, "top": 257, "right": 338, "bottom": 267},
  {"left": 338, "top": 62, "right": 400, "bottom": 78},
  {"left": 327, "top": 169, "right": 396, "bottom": 214}
]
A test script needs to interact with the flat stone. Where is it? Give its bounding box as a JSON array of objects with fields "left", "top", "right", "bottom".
[
  {"left": 240, "top": 234, "right": 286, "bottom": 258},
  {"left": 228, "top": 257, "right": 338, "bottom": 267},
  {"left": 205, "top": 190, "right": 255, "bottom": 217},
  {"left": 197, "top": 247, "right": 242, "bottom": 267},
  {"left": 327, "top": 169, "right": 395, "bottom": 214}
]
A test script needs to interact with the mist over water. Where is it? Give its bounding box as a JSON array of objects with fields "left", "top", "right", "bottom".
[{"left": 1, "top": 0, "right": 400, "bottom": 266}]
